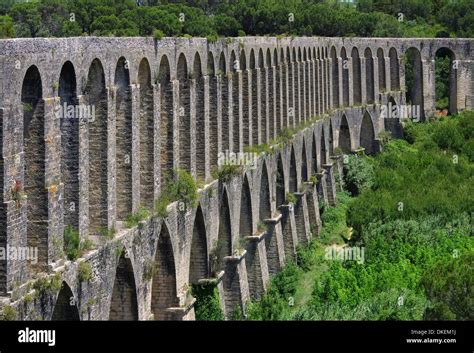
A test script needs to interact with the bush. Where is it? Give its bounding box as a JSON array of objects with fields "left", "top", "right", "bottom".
[
  {"left": 64, "top": 226, "right": 80, "bottom": 260},
  {"left": 153, "top": 29, "right": 164, "bottom": 40},
  {"left": 192, "top": 283, "right": 225, "bottom": 321},
  {"left": 78, "top": 262, "right": 93, "bottom": 282},
  {"left": 342, "top": 154, "right": 374, "bottom": 196}
]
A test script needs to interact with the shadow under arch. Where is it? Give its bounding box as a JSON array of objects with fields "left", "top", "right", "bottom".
[
  {"left": 52, "top": 281, "right": 80, "bottom": 321},
  {"left": 109, "top": 251, "right": 139, "bottom": 320}
]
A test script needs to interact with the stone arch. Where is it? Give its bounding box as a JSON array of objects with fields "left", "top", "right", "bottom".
[
  {"left": 22, "top": 65, "right": 48, "bottom": 267},
  {"left": 109, "top": 252, "right": 139, "bottom": 320},
  {"left": 281, "top": 48, "right": 288, "bottom": 129},
  {"left": 216, "top": 188, "right": 232, "bottom": 271},
  {"left": 266, "top": 49, "right": 274, "bottom": 139},
  {"left": 301, "top": 140, "right": 308, "bottom": 182},
  {"left": 304, "top": 47, "right": 311, "bottom": 120},
  {"left": 52, "top": 281, "right": 80, "bottom": 320},
  {"left": 320, "top": 126, "right": 327, "bottom": 166},
  {"left": 58, "top": 61, "right": 79, "bottom": 230},
  {"left": 138, "top": 58, "right": 154, "bottom": 209},
  {"left": 311, "top": 133, "right": 318, "bottom": 175},
  {"left": 435, "top": 47, "right": 457, "bottom": 114},
  {"left": 287, "top": 47, "right": 294, "bottom": 126},
  {"left": 289, "top": 146, "right": 297, "bottom": 193},
  {"left": 189, "top": 205, "right": 208, "bottom": 284},
  {"left": 250, "top": 49, "right": 258, "bottom": 145},
  {"left": 338, "top": 114, "right": 352, "bottom": 153},
  {"left": 230, "top": 50, "right": 240, "bottom": 152},
  {"left": 330, "top": 46, "right": 339, "bottom": 108},
  {"left": 241, "top": 49, "right": 250, "bottom": 147},
  {"left": 341, "top": 47, "right": 349, "bottom": 106},
  {"left": 329, "top": 121, "right": 334, "bottom": 157},
  {"left": 85, "top": 59, "right": 108, "bottom": 233},
  {"left": 259, "top": 162, "right": 271, "bottom": 220},
  {"left": 152, "top": 223, "right": 179, "bottom": 320},
  {"left": 177, "top": 53, "right": 191, "bottom": 172},
  {"left": 351, "top": 47, "right": 362, "bottom": 105},
  {"left": 405, "top": 47, "right": 424, "bottom": 120},
  {"left": 360, "top": 111, "right": 376, "bottom": 155},
  {"left": 240, "top": 174, "right": 253, "bottom": 238},
  {"left": 389, "top": 47, "right": 400, "bottom": 90},
  {"left": 158, "top": 55, "right": 173, "bottom": 187},
  {"left": 219, "top": 52, "right": 229, "bottom": 152},
  {"left": 115, "top": 57, "right": 133, "bottom": 221},
  {"left": 208, "top": 52, "right": 218, "bottom": 168},
  {"left": 386, "top": 96, "right": 403, "bottom": 137},
  {"left": 364, "top": 48, "right": 375, "bottom": 104},
  {"left": 297, "top": 47, "right": 303, "bottom": 122},
  {"left": 194, "top": 53, "right": 206, "bottom": 178},
  {"left": 276, "top": 153, "right": 285, "bottom": 208},
  {"left": 377, "top": 48, "right": 386, "bottom": 91},
  {"left": 274, "top": 48, "right": 281, "bottom": 135},
  {"left": 58, "top": 61, "right": 80, "bottom": 229},
  {"left": 259, "top": 49, "right": 267, "bottom": 142}
]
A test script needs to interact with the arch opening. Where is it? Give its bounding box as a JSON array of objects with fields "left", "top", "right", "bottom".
[
  {"left": 360, "top": 111, "right": 376, "bottom": 155},
  {"left": 338, "top": 115, "right": 351, "bottom": 153},
  {"left": 208, "top": 53, "right": 218, "bottom": 168},
  {"left": 138, "top": 58, "right": 154, "bottom": 209},
  {"left": 404, "top": 47, "right": 424, "bottom": 121},
  {"left": 152, "top": 223, "right": 179, "bottom": 320},
  {"left": 341, "top": 48, "right": 349, "bottom": 106},
  {"left": 22, "top": 65, "right": 48, "bottom": 267},
  {"left": 435, "top": 48, "right": 457, "bottom": 115},
  {"left": 109, "top": 253, "right": 139, "bottom": 320},
  {"left": 331, "top": 47, "right": 339, "bottom": 108},
  {"left": 52, "top": 282, "right": 80, "bottom": 321},
  {"left": 364, "top": 48, "right": 375, "bottom": 104},
  {"left": 194, "top": 53, "right": 206, "bottom": 178},
  {"left": 351, "top": 48, "right": 362, "bottom": 104},
  {"left": 219, "top": 53, "right": 229, "bottom": 152},
  {"left": 190, "top": 206, "right": 208, "bottom": 283},
  {"left": 389, "top": 48, "right": 400, "bottom": 91},
  {"left": 158, "top": 56, "right": 173, "bottom": 188},
  {"left": 377, "top": 48, "right": 386, "bottom": 91},
  {"left": 178, "top": 54, "right": 191, "bottom": 172}
]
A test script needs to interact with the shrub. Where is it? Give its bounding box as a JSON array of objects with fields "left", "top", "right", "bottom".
[
  {"left": 192, "top": 283, "right": 225, "bottom": 321},
  {"left": 78, "top": 262, "right": 93, "bottom": 282},
  {"left": 64, "top": 226, "right": 80, "bottom": 260},
  {"left": 125, "top": 207, "right": 151, "bottom": 228},
  {"left": 342, "top": 154, "right": 374, "bottom": 196},
  {"left": 153, "top": 29, "right": 164, "bottom": 40}
]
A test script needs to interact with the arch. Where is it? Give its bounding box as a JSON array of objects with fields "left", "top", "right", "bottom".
[
  {"left": 301, "top": 141, "right": 308, "bottom": 182},
  {"left": 190, "top": 205, "right": 208, "bottom": 283},
  {"left": 275, "top": 48, "right": 281, "bottom": 135},
  {"left": 138, "top": 58, "right": 154, "bottom": 209},
  {"left": 360, "top": 111, "right": 376, "bottom": 155},
  {"left": 208, "top": 52, "right": 218, "bottom": 168},
  {"left": 85, "top": 59, "right": 108, "bottom": 233},
  {"left": 304, "top": 48, "right": 311, "bottom": 120},
  {"left": 219, "top": 52, "right": 229, "bottom": 152},
  {"left": 58, "top": 61, "right": 79, "bottom": 230},
  {"left": 435, "top": 48, "right": 457, "bottom": 114},
  {"left": 341, "top": 47, "right": 349, "bottom": 106},
  {"left": 152, "top": 223, "right": 179, "bottom": 320},
  {"left": 320, "top": 127, "right": 327, "bottom": 166},
  {"left": 389, "top": 48, "right": 400, "bottom": 90},
  {"left": 241, "top": 50, "right": 250, "bottom": 147},
  {"left": 230, "top": 51, "right": 240, "bottom": 152},
  {"left": 330, "top": 47, "right": 339, "bottom": 108},
  {"left": 215, "top": 188, "right": 232, "bottom": 273},
  {"left": 289, "top": 146, "right": 297, "bottom": 193},
  {"left": 177, "top": 53, "right": 191, "bottom": 172},
  {"left": 281, "top": 48, "right": 288, "bottom": 129},
  {"left": 115, "top": 57, "right": 132, "bottom": 220},
  {"left": 158, "top": 55, "right": 173, "bottom": 187},
  {"left": 338, "top": 114, "right": 352, "bottom": 153},
  {"left": 22, "top": 65, "right": 48, "bottom": 266},
  {"left": 386, "top": 96, "right": 403, "bottom": 137},
  {"left": 351, "top": 47, "right": 362, "bottom": 104},
  {"left": 194, "top": 53, "right": 206, "bottom": 178},
  {"left": 329, "top": 121, "right": 334, "bottom": 157},
  {"left": 377, "top": 48, "right": 386, "bottom": 91},
  {"left": 240, "top": 175, "right": 253, "bottom": 238},
  {"left": 267, "top": 48, "right": 275, "bottom": 139},
  {"left": 260, "top": 49, "right": 267, "bottom": 142},
  {"left": 288, "top": 47, "right": 295, "bottom": 126},
  {"left": 405, "top": 47, "right": 424, "bottom": 120},
  {"left": 250, "top": 49, "right": 258, "bottom": 145},
  {"left": 109, "top": 252, "right": 139, "bottom": 320},
  {"left": 52, "top": 281, "right": 80, "bottom": 320},
  {"left": 298, "top": 48, "right": 304, "bottom": 122},
  {"left": 276, "top": 154, "right": 285, "bottom": 208},
  {"left": 259, "top": 163, "right": 271, "bottom": 220},
  {"left": 311, "top": 134, "right": 318, "bottom": 175},
  {"left": 364, "top": 48, "right": 375, "bottom": 104}
]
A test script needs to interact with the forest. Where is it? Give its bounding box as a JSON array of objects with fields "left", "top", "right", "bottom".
[{"left": 0, "top": 0, "right": 473, "bottom": 39}]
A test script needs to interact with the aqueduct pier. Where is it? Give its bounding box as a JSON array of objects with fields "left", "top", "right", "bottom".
[{"left": 0, "top": 36, "right": 472, "bottom": 320}]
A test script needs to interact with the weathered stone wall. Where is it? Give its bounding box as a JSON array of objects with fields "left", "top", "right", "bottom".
[{"left": 0, "top": 36, "right": 472, "bottom": 319}]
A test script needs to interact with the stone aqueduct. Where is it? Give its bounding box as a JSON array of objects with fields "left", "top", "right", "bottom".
[{"left": 0, "top": 36, "right": 472, "bottom": 320}]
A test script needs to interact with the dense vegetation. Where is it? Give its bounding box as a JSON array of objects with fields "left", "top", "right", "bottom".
[
  {"left": 1, "top": 0, "right": 473, "bottom": 39},
  {"left": 197, "top": 111, "right": 473, "bottom": 321}
]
